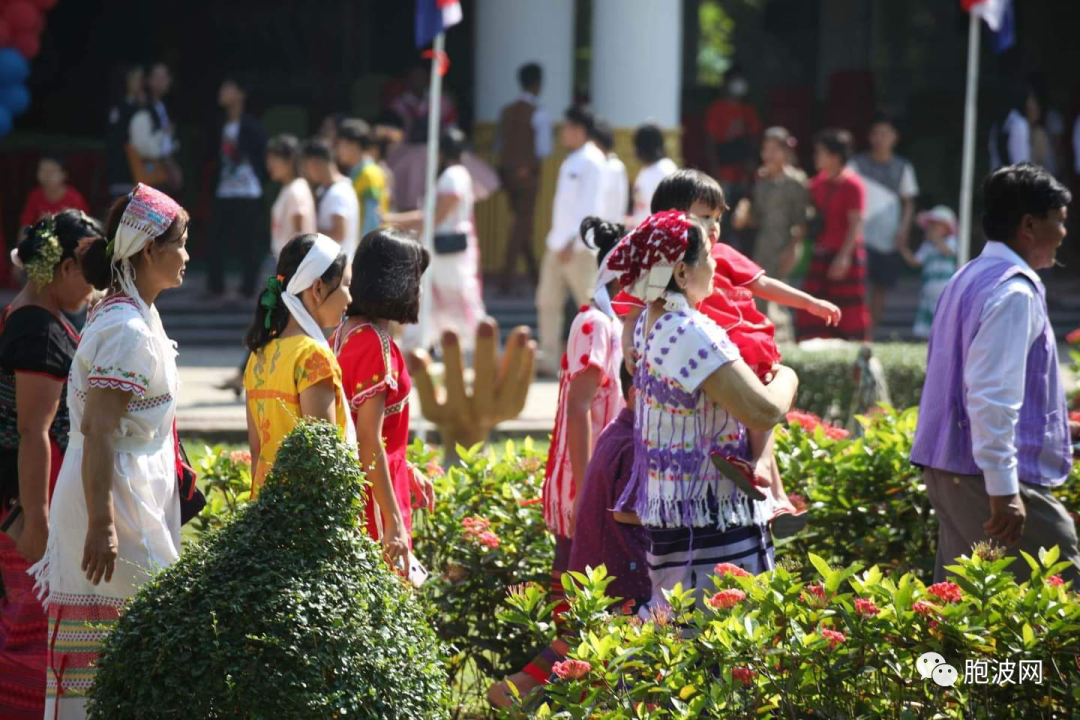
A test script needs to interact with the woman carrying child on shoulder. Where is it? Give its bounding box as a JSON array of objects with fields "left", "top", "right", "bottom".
[{"left": 613, "top": 169, "right": 840, "bottom": 537}]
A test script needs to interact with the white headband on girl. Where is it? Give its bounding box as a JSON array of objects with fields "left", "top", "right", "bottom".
[{"left": 280, "top": 233, "right": 357, "bottom": 446}]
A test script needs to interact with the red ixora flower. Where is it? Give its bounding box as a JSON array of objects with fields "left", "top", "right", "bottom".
[
  {"left": 1048, "top": 575, "right": 1065, "bottom": 587},
  {"left": 731, "top": 666, "right": 757, "bottom": 686},
  {"left": 823, "top": 424, "right": 851, "bottom": 440},
  {"left": 477, "top": 531, "right": 501, "bottom": 549},
  {"left": 926, "top": 581, "right": 963, "bottom": 604},
  {"left": 425, "top": 459, "right": 445, "bottom": 478},
  {"left": 854, "top": 598, "right": 880, "bottom": 617},
  {"left": 707, "top": 588, "right": 747, "bottom": 609},
  {"left": 228, "top": 449, "right": 252, "bottom": 465},
  {"left": 1066, "top": 327, "right": 1080, "bottom": 345},
  {"left": 461, "top": 516, "right": 490, "bottom": 533},
  {"left": 714, "top": 563, "right": 752, "bottom": 578},
  {"left": 912, "top": 600, "right": 935, "bottom": 616},
  {"left": 820, "top": 627, "right": 846, "bottom": 649},
  {"left": 786, "top": 409, "right": 822, "bottom": 432},
  {"left": 551, "top": 659, "right": 592, "bottom": 681},
  {"left": 803, "top": 582, "right": 827, "bottom": 605}
]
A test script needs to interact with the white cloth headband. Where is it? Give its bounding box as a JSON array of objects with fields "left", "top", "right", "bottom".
[{"left": 280, "top": 233, "right": 357, "bottom": 446}]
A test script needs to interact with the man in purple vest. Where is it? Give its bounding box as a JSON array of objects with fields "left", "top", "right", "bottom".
[{"left": 911, "top": 163, "right": 1079, "bottom": 583}]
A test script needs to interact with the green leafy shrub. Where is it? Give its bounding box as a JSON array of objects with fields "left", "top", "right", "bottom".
[
  {"left": 779, "top": 342, "right": 926, "bottom": 419},
  {"left": 502, "top": 547, "right": 1080, "bottom": 719},
  {"left": 777, "top": 406, "right": 938, "bottom": 581},
  {"left": 88, "top": 421, "right": 448, "bottom": 719},
  {"left": 409, "top": 438, "right": 556, "bottom": 719}
]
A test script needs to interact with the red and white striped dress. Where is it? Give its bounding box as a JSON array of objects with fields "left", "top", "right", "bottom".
[{"left": 542, "top": 305, "right": 624, "bottom": 537}]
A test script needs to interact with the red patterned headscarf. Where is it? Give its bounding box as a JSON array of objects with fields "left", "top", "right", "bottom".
[{"left": 597, "top": 210, "right": 693, "bottom": 303}]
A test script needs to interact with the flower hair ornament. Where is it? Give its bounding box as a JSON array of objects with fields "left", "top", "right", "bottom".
[
  {"left": 260, "top": 275, "right": 286, "bottom": 329},
  {"left": 13, "top": 216, "right": 63, "bottom": 287},
  {"left": 595, "top": 210, "right": 693, "bottom": 304}
]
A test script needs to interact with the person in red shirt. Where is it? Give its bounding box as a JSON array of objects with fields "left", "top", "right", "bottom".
[
  {"left": 795, "top": 129, "right": 870, "bottom": 341},
  {"left": 19, "top": 156, "right": 89, "bottom": 233},
  {"left": 704, "top": 67, "right": 762, "bottom": 191}
]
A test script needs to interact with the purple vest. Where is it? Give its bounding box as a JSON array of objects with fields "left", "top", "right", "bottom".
[{"left": 910, "top": 255, "right": 1072, "bottom": 486}]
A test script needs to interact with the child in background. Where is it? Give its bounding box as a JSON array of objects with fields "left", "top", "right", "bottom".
[
  {"left": 566, "top": 363, "right": 651, "bottom": 611},
  {"left": 614, "top": 169, "right": 841, "bottom": 537},
  {"left": 20, "top": 156, "right": 89, "bottom": 230},
  {"left": 488, "top": 216, "right": 627, "bottom": 709},
  {"left": 907, "top": 205, "right": 958, "bottom": 339},
  {"left": 335, "top": 118, "right": 389, "bottom": 236}
]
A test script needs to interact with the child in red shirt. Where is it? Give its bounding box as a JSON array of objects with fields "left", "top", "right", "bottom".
[
  {"left": 613, "top": 169, "right": 840, "bottom": 536},
  {"left": 20, "top": 156, "right": 89, "bottom": 231}
]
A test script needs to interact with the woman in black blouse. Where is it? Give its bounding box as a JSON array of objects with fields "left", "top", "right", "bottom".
[{"left": 0, "top": 210, "right": 97, "bottom": 717}]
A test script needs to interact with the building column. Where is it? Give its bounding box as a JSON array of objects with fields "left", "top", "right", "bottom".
[
  {"left": 472, "top": 0, "right": 575, "bottom": 274},
  {"left": 590, "top": 0, "right": 684, "bottom": 177}
]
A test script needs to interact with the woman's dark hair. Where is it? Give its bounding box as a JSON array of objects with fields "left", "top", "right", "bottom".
[
  {"left": 651, "top": 169, "right": 729, "bottom": 215},
  {"left": 665, "top": 220, "right": 708, "bottom": 294},
  {"left": 633, "top": 123, "right": 666, "bottom": 164},
  {"left": 814, "top": 128, "right": 854, "bottom": 164},
  {"left": 346, "top": 228, "right": 430, "bottom": 324},
  {"left": 81, "top": 194, "right": 189, "bottom": 291},
  {"left": 619, "top": 362, "right": 633, "bottom": 401},
  {"left": 580, "top": 216, "right": 625, "bottom": 267},
  {"left": 246, "top": 233, "right": 348, "bottom": 352},
  {"left": 267, "top": 134, "right": 300, "bottom": 175},
  {"left": 17, "top": 209, "right": 105, "bottom": 282},
  {"left": 981, "top": 162, "right": 1071, "bottom": 242},
  {"left": 440, "top": 127, "right": 467, "bottom": 165}
]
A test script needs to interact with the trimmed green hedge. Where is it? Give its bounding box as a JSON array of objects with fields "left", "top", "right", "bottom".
[{"left": 779, "top": 341, "right": 927, "bottom": 419}]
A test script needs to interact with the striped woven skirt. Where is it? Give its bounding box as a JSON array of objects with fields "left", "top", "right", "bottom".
[
  {"left": 795, "top": 246, "right": 870, "bottom": 341},
  {"left": 644, "top": 523, "right": 774, "bottom": 613},
  {"left": 0, "top": 534, "right": 50, "bottom": 719}
]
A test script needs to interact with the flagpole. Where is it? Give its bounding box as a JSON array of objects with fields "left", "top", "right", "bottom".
[
  {"left": 417, "top": 32, "right": 444, "bottom": 354},
  {"left": 958, "top": 10, "right": 981, "bottom": 266}
]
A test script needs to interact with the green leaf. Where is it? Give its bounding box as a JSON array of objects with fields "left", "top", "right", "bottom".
[{"left": 808, "top": 553, "right": 833, "bottom": 581}]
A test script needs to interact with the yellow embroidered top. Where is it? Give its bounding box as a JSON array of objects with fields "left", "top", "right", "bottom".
[{"left": 244, "top": 335, "right": 348, "bottom": 493}]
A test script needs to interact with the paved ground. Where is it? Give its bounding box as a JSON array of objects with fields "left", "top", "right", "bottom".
[{"left": 176, "top": 345, "right": 561, "bottom": 443}]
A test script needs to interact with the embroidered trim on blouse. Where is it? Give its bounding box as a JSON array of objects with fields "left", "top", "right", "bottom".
[{"left": 337, "top": 320, "right": 400, "bottom": 414}]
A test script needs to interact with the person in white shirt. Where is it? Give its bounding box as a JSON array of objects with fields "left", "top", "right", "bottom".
[
  {"left": 495, "top": 62, "right": 553, "bottom": 292},
  {"left": 386, "top": 128, "right": 486, "bottom": 352},
  {"left": 128, "top": 63, "right": 175, "bottom": 164},
  {"left": 536, "top": 106, "right": 607, "bottom": 377},
  {"left": 218, "top": 133, "right": 317, "bottom": 395},
  {"left": 301, "top": 138, "right": 360, "bottom": 262},
  {"left": 630, "top": 123, "right": 677, "bottom": 226},
  {"left": 267, "top": 134, "right": 316, "bottom": 259},
  {"left": 206, "top": 77, "right": 267, "bottom": 300},
  {"left": 592, "top": 118, "right": 629, "bottom": 225}
]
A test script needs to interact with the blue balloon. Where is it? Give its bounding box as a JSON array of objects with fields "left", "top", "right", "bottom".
[
  {"left": 0, "top": 49, "right": 29, "bottom": 85},
  {"left": 0, "top": 106, "right": 13, "bottom": 138},
  {"left": 0, "top": 84, "right": 30, "bottom": 116}
]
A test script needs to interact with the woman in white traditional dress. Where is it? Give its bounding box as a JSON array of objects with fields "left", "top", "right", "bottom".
[{"left": 30, "top": 183, "right": 189, "bottom": 719}]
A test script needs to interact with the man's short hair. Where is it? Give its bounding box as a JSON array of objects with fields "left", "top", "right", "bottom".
[
  {"left": 591, "top": 118, "right": 614, "bottom": 151},
  {"left": 300, "top": 138, "right": 334, "bottom": 163},
  {"left": 564, "top": 105, "right": 595, "bottom": 135},
  {"left": 337, "top": 118, "right": 374, "bottom": 148},
  {"left": 982, "top": 162, "right": 1072, "bottom": 241},
  {"left": 518, "top": 62, "right": 542, "bottom": 90}
]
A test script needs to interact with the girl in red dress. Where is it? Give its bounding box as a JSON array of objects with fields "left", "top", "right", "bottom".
[
  {"left": 611, "top": 170, "right": 841, "bottom": 536},
  {"left": 332, "top": 228, "right": 435, "bottom": 545}
]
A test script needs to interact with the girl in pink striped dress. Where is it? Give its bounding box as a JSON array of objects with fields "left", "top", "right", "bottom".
[{"left": 489, "top": 216, "right": 625, "bottom": 708}]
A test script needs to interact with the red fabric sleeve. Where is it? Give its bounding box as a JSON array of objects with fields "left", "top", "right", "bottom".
[
  {"left": 67, "top": 188, "right": 89, "bottom": 214},
  {"left": 611, "top": 290, "right": 645, "bottom": 317},
  {"left": 338, "top": 326, "right": 395, "bottom": 408},
  {"left": 712, "top": 243, "right": 765, "bottom": 286}
]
